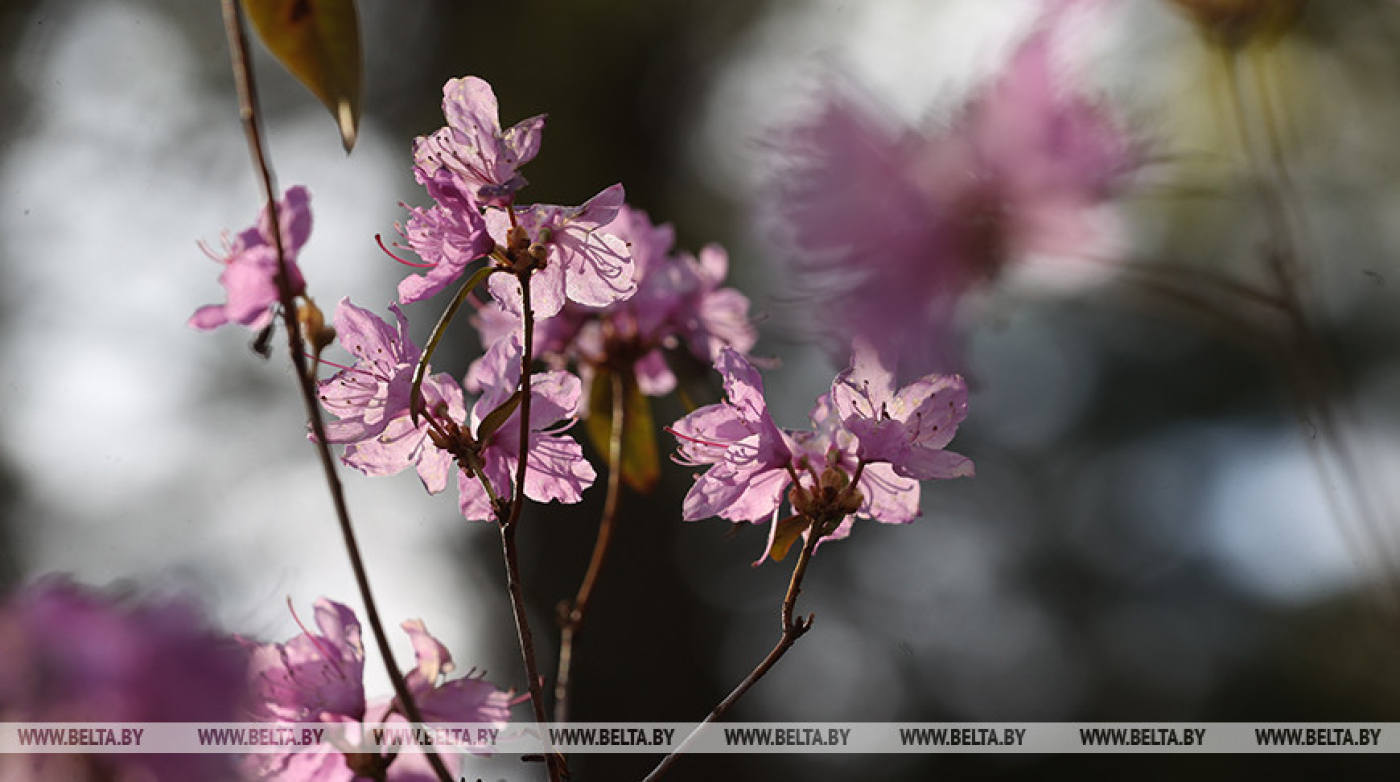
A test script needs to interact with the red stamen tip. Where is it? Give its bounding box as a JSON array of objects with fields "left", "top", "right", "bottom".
[
  {"left": 664, "top": 426, "right": 730, "bottom": 449},
  {"left": 376, "top": 233, "right": 434, "bottom": 269}
]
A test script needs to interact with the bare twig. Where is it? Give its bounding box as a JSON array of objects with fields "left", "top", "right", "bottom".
[
  {"left": 554, "top": 367, "right": 629, "bottom": 724},
  {"left": 495, "top": 269, "right": 568, "bottom": 782},
  {"left": 220, "top": 4, "right": 452, "bottom": 781},
  {"left": 644, "top": 526, "right": 822, "bottom": 782}
]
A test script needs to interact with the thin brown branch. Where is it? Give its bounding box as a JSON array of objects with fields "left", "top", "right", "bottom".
[
  {"left": 644, "top": 526, "right": 822, "bottom": 782},
  {"left": 554, "top": 367, "right": 629, "bottom": 724},
  {"left": 220, "top": 4, "right": 452, "bottom": 782},
  {"left": 496, "top": 269, "right": 568, "bottom": 782}
]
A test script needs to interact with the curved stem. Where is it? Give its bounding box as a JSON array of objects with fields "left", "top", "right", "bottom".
[
  {"left": 554, "top": 367, "right": 628, "bottom": 723},
  {"left": 644, "top": 526, "right": 822, "bottom": 782},
  {"left": 220, "top": 4, "right": 452, "bottom": 782},
  {"left": 496, "top": 270, "right": 568, "bottom": 782}
]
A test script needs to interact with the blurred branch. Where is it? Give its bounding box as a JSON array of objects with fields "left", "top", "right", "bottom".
[
  {"left": 219, "top": 3, "right": 452, "bottom": 781},
  {"left": 555, "top": 365, "right": 629, "bottom": 724}
]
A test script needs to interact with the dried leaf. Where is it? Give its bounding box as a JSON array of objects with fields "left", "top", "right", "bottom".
[
  {"left": 244, "top": 0, "right": 363, "bottom": 151},
  {"left": 768, "top": 516, "right": 811, "bottom": 563},
  {"left": 586, "top": 368, "right": 661, "bottom": 493},
  {"left": 477, "top": 389, "right": 523, "bottom": 443}
]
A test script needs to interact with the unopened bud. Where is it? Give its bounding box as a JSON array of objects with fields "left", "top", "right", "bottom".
[{"left": 298, "top": 297, "right": 336, "bottom": 356}]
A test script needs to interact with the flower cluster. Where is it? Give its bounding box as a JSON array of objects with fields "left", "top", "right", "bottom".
[
  {"left": 670, "top": 344, "right": 973, "bottom": 563},
  {"left": 392, "top": 76, "right": 635, "bottom": 318},
  {"left": 316, "top": 300, "right": 595, "bottom": 521},
  {"left": 473, "top": 204, "right": 757, "bottom": 398},
  {"left": 770, "top": 1, "right": 1138, "bottom": 378},
  {"left": 241, "top": 598, "right": 510, "bottom": 781}
]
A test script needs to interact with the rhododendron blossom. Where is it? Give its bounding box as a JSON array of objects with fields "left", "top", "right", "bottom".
[
  {"left": 190, "top": 185, "right": 311, "bottom": 331},
  {"left": 242, "top": 598, "right": 510, "bottom": 781},
  {"left": 671, "top": 347, "right": 972, "bottom": 563},
  {"left": 832, "top": 339, "right": 975, "bottom": 482},
  {"left": 456, "top": 334, "right": 596, "bottom": 520},
  {"left": 484, "top": 183, "right": 637, "bottom": 320},
  {"left": 771, "top": 2, "right": 1137, "bottom": 377},
  {"left": 395, "top": 170, "right": 494, "bottom": 304},
  {"left": 317, "top": 299, "right": 463, "bottom": 494},
  {"left": 414, "top": 75, "right": 546, "bottom": 207},
  {"left": 473, "top": 204, "right": 755, "bottom": 397}
]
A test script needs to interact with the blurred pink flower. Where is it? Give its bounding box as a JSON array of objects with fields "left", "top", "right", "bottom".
[
  {"left": 190, "top": 185, "right": 311, "bottom": 331},
  {"left": 0, "top": 579, "right": 249, "bottom": 781},
  {"left": 771, "top": 4, "right": 1137, "bottom": 377},
  {"left": 242, "top": 598, "right": 511, "bottom": 781}
]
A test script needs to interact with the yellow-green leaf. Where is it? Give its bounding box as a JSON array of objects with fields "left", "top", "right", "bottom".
[
  {"left": 245, "top": 0, "right": 362, "bottom": 152},
  {"left": 586, "top": 368, "right": 661, "bottom": 494},
  {"left": 767, "top": 515, "right": 811, "bottom": 563},
  {"left": 477, "top": 389, "right": 522, "bottom": 443}
]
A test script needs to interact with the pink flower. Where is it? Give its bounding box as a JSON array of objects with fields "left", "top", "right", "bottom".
[
  {"left": 0, "top": 579, "right": 249, "bottom": 781},
  {"left": 395, "top": 170, "right": 494, "bottom": 304},
  {"left": 670, "top": 347, "right": 794, "bottom": 523},
  {"left": 471, "top": 205, "right": 755, "bottom": 398},
  {"left": 757, "top": 393, "right": 923, "bottom": 564},
  {"left": 191, "top": 185, "right": 312, "bottom": 331},
  {"left": 484, "top": 184, "right": 636, "bottom": 320},
  {"left": 456, "top": 334, "right": 597, "bottom": 520},
  {"left": 831, "top": 339, "right": 975, "bottom": 482},
  {"left": 670, "top": 346, "right": 973, "bottom": 564},
  {"left": 242, "top": 598, "right": 511, "bottom": 781},
  {"left": 414, "top": 76, "right": 546, "bottom": 207},
  {"left": 770, "top": 5, "right": 1137, "bottom": 377},
  {"left": 316, "top": 299, "right": 462, "bottom": 494}
]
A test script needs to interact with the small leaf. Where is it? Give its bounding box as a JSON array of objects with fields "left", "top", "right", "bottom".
[
  {"left": 244, "top": 0, "right": 363, "bottom": 152},
  {"left": 410, "top": 265, "right": 497, "bottom": 425},
  {"left": 476, "top": 389, "right": 522, "bottom": 443},
  {"left": 767, "top": 515, "right": 811, "bottom": 563},
  {"left": 586, "top": 368, "right": 661, "bottom": 494}
]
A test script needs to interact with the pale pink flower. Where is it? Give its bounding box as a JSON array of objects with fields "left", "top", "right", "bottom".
[
  {"left": 831, "top": 339, "right": 975, "bottom": 482},
  {"left": 190, "top": 185, "right": 311, "bottom": 331},
  {"left": 394, "top": 170, "right": 494, "bottom": 304},
  {"left": 413, "top": 76, "right": 546, "bottom": 207},
  {"left": 316, "top": 299, "right": 462, "bottom": 495},
  {"left": 472, "top": 205, "right": 755, "bottom": 399},
  {"left": 484, "top": 184, "right": 637, "bottom": 319},
  {"left": 456, "top": 334, "right": 597, "bottom": 520},
  {"left": 670, "top": 347, "right": 794, "bottom": 524}
]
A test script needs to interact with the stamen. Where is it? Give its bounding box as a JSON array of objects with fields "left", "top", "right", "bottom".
[
  {"left": 286, "top": 597, "right": 345, "bottom": 679},
  {"left": 664, "top": 426, "right": 731, "bottom": 450},
  {"left": 376, "top": 234, "right": 434, "bottom": 269}
]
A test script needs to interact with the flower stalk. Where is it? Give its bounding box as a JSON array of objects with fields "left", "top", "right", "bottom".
[{"left": 220, "top": 3, "right": 453, "bottom": 781}]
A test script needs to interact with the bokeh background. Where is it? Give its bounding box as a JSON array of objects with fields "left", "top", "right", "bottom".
[{"left": 4, "top": 0, "right": 1400, "bottom": 779}]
